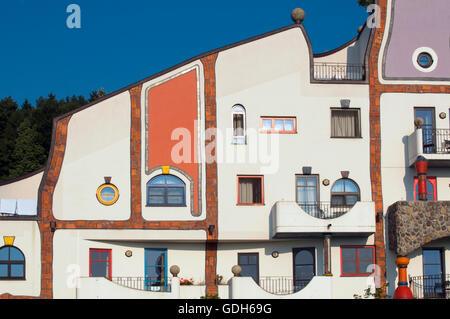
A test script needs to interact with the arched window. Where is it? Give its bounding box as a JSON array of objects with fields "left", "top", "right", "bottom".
[
  {"left": 146, "top": 174, "right": 186, "bottom": 207},
  {"left": 0, "top": 246, "right": 25, "bottom": 280},
  {"left": 331, "top": 179, "right": 360, "bottom": 207},
  {"left": 232, "top": 105, "right": 246, "bottom": 144}
]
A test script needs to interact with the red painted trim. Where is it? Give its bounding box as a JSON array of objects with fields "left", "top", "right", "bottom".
[
  {"left": 260, "top": 117, "right": 297, "bottom": 134},
  {"left": 237, "top": 175, "right": 264, "bottom": 205},
  {"left": 340, "top": 245, "right": 375, "bottom": 277},
  {"left": 413, "top": 176, "right": 437, "bottom": 200},
  {"left": 89, "top": 248, "right": 112, "bottom": 281}
]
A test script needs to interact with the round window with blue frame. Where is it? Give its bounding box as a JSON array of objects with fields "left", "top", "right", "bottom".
[
  {"left": 417, "top": 52, "right": 433, "bottom": 69},
  {"left": 147, "top": 174, "right": 186, "bottom": 207},
  {"left": 96, "top": 184, "right": 119, "bottom": 206}
]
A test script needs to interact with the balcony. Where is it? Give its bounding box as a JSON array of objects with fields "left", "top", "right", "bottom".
[
  {"left": 271, "top": 201, "right": 375, "bottom": 238},
  {"left": 313, "top": 63, "right": 365, "bottom": 81},
  {"left": 407, "top": 128, "right": 450, "bottom": 167},
  {"left": 409, "top": 275, "right": 450, "bottom": 299}
]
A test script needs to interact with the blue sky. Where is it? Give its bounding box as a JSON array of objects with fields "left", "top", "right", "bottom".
[{"left": 0, "top": 1, "right": 370, "bottom": 106}]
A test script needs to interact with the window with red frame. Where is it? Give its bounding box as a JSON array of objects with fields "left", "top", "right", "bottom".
[
  {"left": 341, "top": 246, "right": 375, "bottom": 276},
  {"left": 237, "top": 176, "right": 264, "bottom": 205},
  {"left": 89, "top": 249, "right": 111, "bottom": 280},
  {"left": 260, "top": 117, "right": 296, "bottom": 133},
  {"left": 414, "top": 176, "right": 437, "bottom": 200}
]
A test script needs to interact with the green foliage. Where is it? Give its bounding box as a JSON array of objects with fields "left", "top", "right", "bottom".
[
  {"left": 358, "top": 0, "right": 375, "bottom": 6},
  {"left": 353, "top": 283, "right": 390, "bottom": 299},
  {"left": 0, "top": 89, "right": 106, "bottom": 181}
]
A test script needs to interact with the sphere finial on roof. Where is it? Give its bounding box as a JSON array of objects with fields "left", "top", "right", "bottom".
[{"left": 291, "top": 8, "right": 305, "bottom": 24}]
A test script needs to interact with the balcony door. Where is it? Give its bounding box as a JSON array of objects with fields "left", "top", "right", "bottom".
[
  {"left": 293, "top": 248, "right": 315, "bottom": 292},
  {"left": 296, "top": 175, "right": 319, "bottom": 216},
  {"left": 422, "top": 248, "right": 445, "bottom": 298},
  {"left": 415, "top": 108, "right": 435, "bottom": 153},
  {"left": 144, "top": 248, "right": 167, "bottom": 291}
]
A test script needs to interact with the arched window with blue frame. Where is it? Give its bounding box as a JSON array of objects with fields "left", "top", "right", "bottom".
[
  {"left": 0, "top": 246, "right": 25, "bottom": 280},
  {"left": 331, "top": 178, "right": 360, "bottom": 207},
  {"left": 146, "top": 174, "right": 186, "bottom": 207}
]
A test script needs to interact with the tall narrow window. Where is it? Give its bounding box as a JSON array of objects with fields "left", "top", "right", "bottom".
[
  {"left": 89, "top": 249, "right": 111, "bottom": 280},
  {"left": 0, "top": 246, "right": 25, "bottom": 280},
  {"left": 414, "top": 176, "right": 437, "bottom": 200},
  {"left": 331, "top": 178, "right": 360, "bottom": 207},
  {"left": 238, "top": 253, "right": 259, "bottom": 283},
  {"left": 232, "top": 105, "right": 246, "bottom": 144},
  {"left": 237, "top": 176, "right": 263, "bottom": 205},
  {"left": 296, "top": 175, "right": 319, "bottom": 215},
  {"left": 145, "top": 248, "right": 167, "bottom": 291},
  {"left": 331, "top": 109, "right": 361, "bottom": 138},
  {"left": 414, "top": 107, "right": 435, "bottom": 154}
]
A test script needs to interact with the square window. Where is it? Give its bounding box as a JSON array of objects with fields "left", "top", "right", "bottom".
[
  {"left": 90, "top": 249, "right": 111, "bottom": 280},
  {"left": 341, "top": 246, "right": 374, "bottom": 276},
  {"left": 237, "top": 176, "right": 264, "bottom": 205},
  {"left": 331, "top": 109, "right": 361, "bottom": 138}
]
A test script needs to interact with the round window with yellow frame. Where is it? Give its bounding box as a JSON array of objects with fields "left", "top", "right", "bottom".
[{"left": 96, "top": 184, "right": 119, "bottom": 206}]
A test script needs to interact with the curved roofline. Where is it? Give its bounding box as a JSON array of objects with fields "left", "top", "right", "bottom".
[
  {"left": 313, "top": 23, "right": 367, "bottom": 58},
  {"left": 0, "top": 167, "right": 44, "bottom": 186}
]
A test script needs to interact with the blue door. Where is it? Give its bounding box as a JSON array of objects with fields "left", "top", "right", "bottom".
[{"left": 144, "top": 248, "right": 167, "bottom": 291}]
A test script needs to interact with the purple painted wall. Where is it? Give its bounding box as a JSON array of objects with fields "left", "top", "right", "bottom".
[{"left": 384, "top": 0, "right": 450, "bottom": 80}]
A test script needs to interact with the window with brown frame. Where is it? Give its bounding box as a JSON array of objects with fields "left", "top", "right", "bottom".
[
  {"left": 331, "top": 109, "right": 361, "bottom": 138},
  {"left": 341, "top": 246, "right": 375, "bottom": 276},
  {"left": 237, "top": 176, "right": 264, "bottom": 205}
]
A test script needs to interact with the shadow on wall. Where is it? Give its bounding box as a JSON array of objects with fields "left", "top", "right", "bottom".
[{"left": 402, "top": 135, "right": 415, "bottom": 201}]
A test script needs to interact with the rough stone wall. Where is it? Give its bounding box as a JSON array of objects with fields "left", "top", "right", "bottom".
[{"left": 387, "top": 201, "right": 450, "bottom": 256}]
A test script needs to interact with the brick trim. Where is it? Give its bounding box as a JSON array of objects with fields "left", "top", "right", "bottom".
[{"left": 368, "top": 0, "right": 450, "bottom": 294}]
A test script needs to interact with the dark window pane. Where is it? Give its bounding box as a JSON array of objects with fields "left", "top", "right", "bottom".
[
  {"left": 359, "top": 248, "right": 373, "bottom": 261},
  {"left": 345, "top": 195, "right": 358, "bottom": 206},
  {"left": 238, "top": 255, "right": 248, "bottom": 265},
  {"left": 11, "top": 264, "right": 24, "bottom": 277},
  {"left": 167, "top": 196, "right": 184, "bottom": 204},
  {"left": 148, "top": 195, "right": 165, "bottom": 205},
  {"left": 149, "top": 187, "right": 165, "bottom": 196},
  {"left": 167, "top": 188, "right": 184, "bottom": 196},
  {"left": 91, "top": 261, "right": 108, "bottom": 277},
  {"left": 331, "top": 195, "right": 345, "bottom": 206},
  {"left": 0, "top": 248, "right": 9, "bottom": 261},
  {"left": 294, "top": 250, "right": 314, "bottom": 265},
  {"left": 424, "top": 265, "right": 442, "bottom": 276},
  {"left": 358, "top": 261, "right": 373, "bottom": 274},
  {"left": 423, "top": 250, "right": 441, "bottom": 264},
  {"left": 100, "top": 252, "right": 110, "bottom": 261},
  {"left": 90, "top": 250, "right": 99, "bottom": 260},
  {"left": 0, "top": 264, "right": 8, "bottom": 277},
  {"left": 342, "top": 261, "right": 357, "bottom": 274},
  {"left": 233, "top": 114, "right": 244, "bottom": 136},
  {"left": 295, "top": 265, "right": 314, "bottom": 279},
  {"left": 342, "top": 248, "right": 356, "bottom": 260}
]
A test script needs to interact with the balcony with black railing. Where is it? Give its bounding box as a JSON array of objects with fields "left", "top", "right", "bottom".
[
  {"left": 258, "top": 276, "right": 311, "bottom": 295},
  {"left": 407, "top": 128, "right": 450, "bottom": 167},
  {"left": 111, "top": 276, "right": 172, "bottom": 292},
  {"left": 313, "top": 63, "right": 365, "bottom": 81},
  {"left": 409, "top": 274, "right": 450, "bottom": 299},
  {"left": 272, "top": 200, "right": 375, "bottom": 238}
]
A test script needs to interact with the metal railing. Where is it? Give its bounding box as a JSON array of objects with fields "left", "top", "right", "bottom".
[
  {"left": 313, "top": 63, "right": 365, "bottom": 81},
  {"left": 110, "top": 276, "right": 172, "bottom": 292},
  {"left": 421, "top": 128, "right": 450, "bottom": 154},
  {"left": 258, "top": 276, "right": 311, "bottom": 295},
  {"left": 409, "top": 274, "right": 450, "bottom": 299},
  {"left": 297, "top": 202, "right": 354, "bottom": 219}
]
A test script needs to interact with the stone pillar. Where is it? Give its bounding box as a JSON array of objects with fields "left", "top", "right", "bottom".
[
  {"left": 393, "top": 257, "right": 413, "bottom": 299},
  {"left": 415, "top": 156, "right": 428, "bottom": 201},
  {"left": 323, "top": 234, "right": 332, "bottom": 276}
]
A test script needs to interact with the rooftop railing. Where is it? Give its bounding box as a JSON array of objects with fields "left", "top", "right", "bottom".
[
  {"left": 409, "top": 274, "right": 450, "bottom": 299},
  {"left": 313, "top": 62, "right": 365, "bottom": 81}
]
